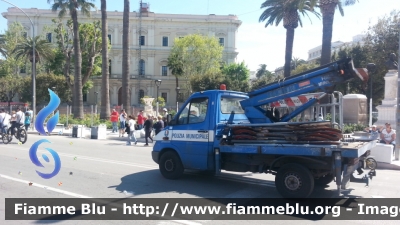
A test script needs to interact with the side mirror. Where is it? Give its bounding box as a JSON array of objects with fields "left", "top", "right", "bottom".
[{"left": 169, "top": 119, "right": 177, "bottom": 126}]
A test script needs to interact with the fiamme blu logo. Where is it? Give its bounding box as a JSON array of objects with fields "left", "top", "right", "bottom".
[{"left": 28, "top": 89, "right": 61, "bottom": 179}]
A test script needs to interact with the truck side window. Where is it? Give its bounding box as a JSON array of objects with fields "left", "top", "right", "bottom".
[{"left": 178, "top": 97, "right": 208, "bottom": 125}]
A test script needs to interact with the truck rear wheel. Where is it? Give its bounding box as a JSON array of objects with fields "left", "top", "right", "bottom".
[
  {"left": 275, "top": 163, "right": 314, "bottom": 198},
  {"left": 159, "top": 151, "right": 184, "bottom": 180}
]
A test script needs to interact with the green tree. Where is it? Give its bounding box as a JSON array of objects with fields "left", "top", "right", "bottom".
[
  {"left": 13, "top": 36, "right": 54, "bottom": 67},
  {"left": 0, "top": 22, "right": 25, "bottom": 78},
  {"left": 221, "top": 61, "right": 250, "bottom": 92},
  {"left": 318, "top": 0, "right": 358, "bottom": 65},
  {"left": 251, "top": 73, "right": 283, "bottom": 91},
  {"left": 100, "top": 0, "right": 111, "bottom": 120},
  {"left": 0, "top": 34, "right": 7, "bottom": 58},
  {"left": 0, "top": 75, "right": 23, "bottom": 105},
  {"left": 190, "top": 72, "right": 225, "bottom": 92},
  {"left": 291, "top": 62, "right": 319, "bottom": 75},
  {"left": 168, "top": 34, "right": 223, "bottom": 97},
  {"left": 122, "top": 0, "right": 130, "bottom": 113},
  {"left": 48, "top": 0, "right": 96, "bottom": 119},
  {"left": 19, "top": 73, "right": 72, "bottom": 104},
  {"left": 259, "top": 0, "right": 320, "bottom": 77}
]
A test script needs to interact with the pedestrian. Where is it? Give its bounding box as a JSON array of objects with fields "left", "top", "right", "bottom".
[
  {"left": 126, "top": 115, "right": 138, "bottom": 146},
  {"left": 137, "top": 110, "right": 144, "bottom": 130},
  {"left": 24, "top": 111, "right": 31, "bottom": 131},
  {"left": 162, "top": 108, "right": 169, "bottom": 127},
  {"left": 144, "top": 114, "right": 154, "bottom": 146},
  {"left": 380, "top": 123, "right": 396, "bottom": 155},
  {"left": 119, "top": 109, "right": 127, "bottom": 137},
  {"left": 110, "top": 109, "right": 119, "bottom": 133},
  {"left": 154, "top": 115, "right": 164, "bottom": 135},
  {"left": 0, "top": 109, "right": 10, "bottom": 134}
]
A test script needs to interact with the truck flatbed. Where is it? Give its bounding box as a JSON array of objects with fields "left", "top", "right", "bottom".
[{"left": 219, "top": 141, "right": 376, "bottom": 158}]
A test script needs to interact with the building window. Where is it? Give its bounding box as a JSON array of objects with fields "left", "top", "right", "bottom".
[
  {"left": 46, "top": 33, "right": 52, "bottom": 43},
  {"left": 140, "top": 36, "right": 145, "bottom": 45},
  {"left": 139, "top": 59, "right": 145, "bottom": 76},
  {"left": 179, "top": 36, "right": 184, "bottom": 39},
  {"left": 161, "top": 93, "right": 167, "bottom": 103},
  {"left": 161, "top": 66, "right": 168, "bottom": 76},
  {"left": 109, "top": 60, "right": 112, "bottom": 77},
  {"left": 83, "top": 93, "right": 87, "bottom": 102},
  {"left": 162, "top": 36, "right": 168, "bottom": 46},
  {"left": 138, "top": 89, "right": 144, "bottom": 103},
  {"left": 219, "top": 38, "right": 224, "bottom": 46},
  {"left": 108, "top": 34, "right": 111, "bottom": 44}
]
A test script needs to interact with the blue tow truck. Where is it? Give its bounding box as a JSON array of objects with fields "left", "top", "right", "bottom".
[{"left": 151, "top": 58, "right": 377, "bottom": 198}]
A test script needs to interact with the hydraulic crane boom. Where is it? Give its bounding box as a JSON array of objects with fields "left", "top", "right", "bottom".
[{"left": 241, "top": 58, "right": 367, "bottom": 123}]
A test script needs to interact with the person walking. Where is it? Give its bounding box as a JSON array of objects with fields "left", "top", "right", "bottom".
[
  {"left": 126, "top": 115, "right": 138, "bottom": 145},
  {"left": 137, "top": 110, "right": 144, "bottom": 130},
  {"left": 24, "top": 111, "right": 31, "bottom": 131},
  {"left": 144, "top": 114, "right": 154, "bottom": 146},
  {"left": 110, "top": 109, "right": 119, "bottom": 133},
  {"left": 119, "top": 109, "right": 127, "bottom": 137},
  {"left": 154, "top": 115, "right": 164, "bottom": 135}
]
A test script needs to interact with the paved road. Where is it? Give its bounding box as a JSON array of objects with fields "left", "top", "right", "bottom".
[{"left": 1, "top": 134, "right": 399, "bottom": 224}]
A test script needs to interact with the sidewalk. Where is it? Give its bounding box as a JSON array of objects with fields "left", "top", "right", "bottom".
[{"left": 26, "top": 127, "right": 145, "bottom": 142}]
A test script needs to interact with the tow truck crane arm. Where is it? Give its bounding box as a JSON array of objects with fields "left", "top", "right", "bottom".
[{"left": 240, "top": 58, "right": 367, "bottom": 123}]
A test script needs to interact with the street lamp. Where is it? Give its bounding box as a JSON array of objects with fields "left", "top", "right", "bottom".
[
  {"left": 366, "top": 63, "right": 376, "bottom": 127},
  {"left": 1, "top": 0, "right": 36, "bottom": 125},
  {"left": 154, "top": 80, "right": 162, "bottom": 117},
  {"left": 176, "top": 86, "right": 180, "bottom": 112}
]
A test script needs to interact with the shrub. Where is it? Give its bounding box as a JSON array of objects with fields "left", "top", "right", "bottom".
[{"left": 58, "top": 114, "right": 113, "bottom": 129}]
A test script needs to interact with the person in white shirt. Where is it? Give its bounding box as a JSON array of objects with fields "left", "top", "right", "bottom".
[
  {"left": 0, "top": 108, "right": 7, "bottom": 133},
  {"left": 126, "top": 115, "right": 138, "bottom": 145},
  {"left": 380, "top": 123, "right": 396, "bottom": 155},
  {"left": 10, "top": 108, "right": 24, "bottom": 136},
  {"left": 119, "top": 109, "right": 127, "bottom": 137}
]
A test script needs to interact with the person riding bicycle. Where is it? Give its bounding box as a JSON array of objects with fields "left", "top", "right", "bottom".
[
  {"left": 0, "top": 108, "right": 9, "bottom": 134},
  {"left": 10, "top": 108, "right": 25, "bottom": 137}
]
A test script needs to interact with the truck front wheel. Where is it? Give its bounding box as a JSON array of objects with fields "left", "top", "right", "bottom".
[
  {"left": 275, "top": 163, "right": 314, "bottom": 198},
  {"left": 159, "top": 151, "right": 184, "bottom": 180}
]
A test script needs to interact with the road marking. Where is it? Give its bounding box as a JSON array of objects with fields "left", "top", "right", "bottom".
[
  {"left": 3, "top": 145, "right": 275, "bottom": 188},
  {"left": 0, "top": 174, "right": 91, "bottom": 198}
]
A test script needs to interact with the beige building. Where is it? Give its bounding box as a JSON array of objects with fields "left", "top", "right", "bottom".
[{"left": 2, "top": 4, "right": 241, "bottom": 110}]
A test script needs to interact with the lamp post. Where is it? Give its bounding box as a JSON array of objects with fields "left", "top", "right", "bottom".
[
  {"left": 396, "top": 22, "right": 400, "bottom": 161},
  {"left": 1, "top": 0, "right": 36, "bottom": 125},
  {"left": 176, "top": 86, "right": 180, "bottom": 112},
  {"left": 154, "top": 80, "right": 162, "bottom": 117},
  {"left": 366, "top": 63, "right": 376, "bottom": 127}
]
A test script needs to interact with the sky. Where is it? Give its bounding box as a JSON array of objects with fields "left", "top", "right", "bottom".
[{"left": 0, "top": 0, "right": 399, "bottom": 72}]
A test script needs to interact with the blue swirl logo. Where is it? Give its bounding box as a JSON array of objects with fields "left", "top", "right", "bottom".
[
  {"left": 35, "top": 89, "right": 60, "bottom": 136},
  {"left": 29, "top": 89, "right": 61, "bottom": 179}
]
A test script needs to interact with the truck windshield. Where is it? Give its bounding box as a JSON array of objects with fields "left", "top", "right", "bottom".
[{"left": 220, "top": 97, "right": 245, "bottom": 114}]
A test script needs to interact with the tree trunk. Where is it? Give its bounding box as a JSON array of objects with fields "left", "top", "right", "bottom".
[
  {"left": 71, "top": 9, "right": 84, "bottom": 119},
  {"left": 175, "top": 76, "right": 179, "bottom": 102},
  {"left": 122, "top": 0, "right": 130, "bottom": 113},
  {"left": 320, "top": 3, "right": 337, "bottom": 66},
  {"left": 100, "top": 0, "right": 111, "bottom": 120},
  {"left": 283, "top": 27, "right": 295, "bottom": 78}
]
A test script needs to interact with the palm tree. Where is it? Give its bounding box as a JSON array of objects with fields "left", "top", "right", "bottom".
[
  {"left": 256, "top": 64, "right": 268, "bottom": 78},
  {"left": 100, "top": 0, "right": 110, "bottom": 120},
  {"left": 122, "top": 0, "right": 130, "bottom": 113},
  {"left": 167, "top": 53, "right": 184, "bottom": 102},
  {"left": 48, "top": 0, "right": 95, "bottom": 119},
  {"left": 319, "top": 0, "right": 358, "bottom": 65},
  {"left": 13, "top": 36, "right": 54, "bottom": 68},
  {"left": 259, "top": 0, "right": 320, "bottom": 77}
]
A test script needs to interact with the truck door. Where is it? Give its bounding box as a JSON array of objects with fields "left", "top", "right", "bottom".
[{"left": 172, "top": 96, "right": 211, "bottom": 170}]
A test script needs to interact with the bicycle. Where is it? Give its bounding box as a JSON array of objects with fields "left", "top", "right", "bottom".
[
  {"left": 1, "top": 126, "right": 12, "bottom": 144},
  {"left": 6, "top": 124, "right": 28, "bottom": 144}
]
